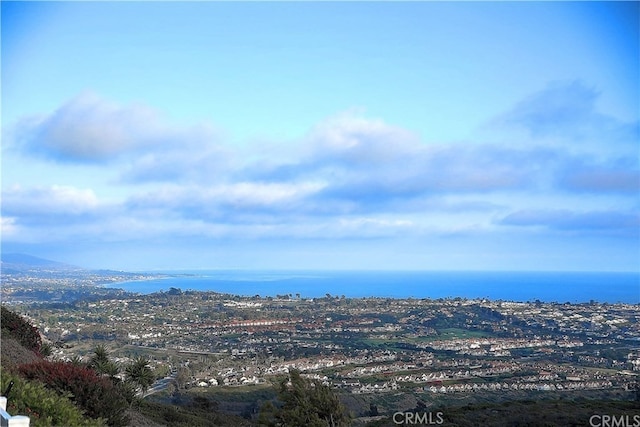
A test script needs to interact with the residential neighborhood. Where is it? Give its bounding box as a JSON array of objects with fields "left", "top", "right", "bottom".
[{"left": 5, "top": 276, "right": 639, "bottom": 407}]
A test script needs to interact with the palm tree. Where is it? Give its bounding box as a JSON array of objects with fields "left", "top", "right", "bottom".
[
  {"left": 89, "top": 344, "right": 109, "bottom": 367},
  {"left": 69, "top": 355, "right": 83, "bottom": 366},
  {"left": 98, "top": 359, "right": 120, "bottom": 378},
  {"left": 125, "top": 356, "right": 155, "bottom": 394},
  {"left": 89, "top": 345, "right": 119, "bottom": 378}
]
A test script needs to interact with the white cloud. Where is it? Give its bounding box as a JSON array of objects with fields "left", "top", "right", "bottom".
[
  {"left": 212, "top": 182, "right": 326, "bottom": 207},
  {"left": 498, "top": 209, "right": 640, "bottom": 235},
  {"left": 9, "top": 92, "right": 223, "bottom": 163},
  {"left": 306, "top": 111, "right": 420, "bottom": 159},
  {"left": 2, "top": 84, "right": 638, "bottom": 268},
  {"left": 2, "top": 184, "right": 99, "bottom": 217},
  {"left": 336, "top": 217, "right": 415, "bottom": 237},
  {"left": 125, "top": 180, "right": 328, "bottom": 225},
  {"left": 0, "top": 216, "right": 20, "bottom": 238}
]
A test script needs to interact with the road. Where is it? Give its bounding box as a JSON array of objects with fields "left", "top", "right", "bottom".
[{"left": 142, "top": 369, "right": 177, "bottom": 398}]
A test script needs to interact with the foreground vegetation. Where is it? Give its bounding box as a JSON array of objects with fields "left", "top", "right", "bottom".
[{"left": 0, "top": 369, "right": 105, "bottom": 427}]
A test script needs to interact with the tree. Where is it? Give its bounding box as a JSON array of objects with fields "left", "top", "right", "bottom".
[
  {"left": 40, "top": 342, "right": 52, "bottom": 357},
  {"left": 174, "top": 366, "right": 191, "bottom": 390},
  {"left": 88, "top": 344, "right": 119, "bottom": 378},
  {"left": 90, "top": 344, "right": 109, "bottom": 366},
  {"left": 260, "top": 369, "right": 351, "bottom": 427},
  {"left": 125, "top": 356, "right": 154, "bottom": 394},
  {"left": 166, "top": 381, "right": 177, "bottom": 396},
  {"left": 369, "top": 404, "right": 378, "bottom": 416}
]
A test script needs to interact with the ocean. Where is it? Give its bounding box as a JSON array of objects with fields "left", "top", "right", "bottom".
[{"left": 110, "top": 270, "right": 639, "bottom": 304}]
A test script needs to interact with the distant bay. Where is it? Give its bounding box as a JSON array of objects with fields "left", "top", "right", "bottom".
[{"left": 108, "top": 271, "right": 639, "bottom": 304}]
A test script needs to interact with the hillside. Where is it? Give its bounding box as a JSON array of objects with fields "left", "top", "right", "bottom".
[
  {"left": 0, "top": 306, "right": 255, "bottom": 426},
  {"left": 0, "top": 336, "right": 41, "bottom": 368},
  {"left": 0, "top": 253, "right": 81, "bottom": 273},
  {"left": 0, "top": 306, "right": 105, "bottom": 426},
  {"left": 0, "top": 253, "right": 163, "bottom": 305}
]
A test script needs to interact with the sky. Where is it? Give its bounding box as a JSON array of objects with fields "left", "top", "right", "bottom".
[{"left": 1, "top": 1, "right": 639, "bottom": 272}]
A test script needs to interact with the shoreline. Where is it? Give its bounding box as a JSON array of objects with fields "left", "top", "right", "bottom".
[{"left": 105, "top": 270, "right": 640, "bottom": 305}]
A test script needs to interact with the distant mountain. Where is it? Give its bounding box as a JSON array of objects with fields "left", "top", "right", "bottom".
[{"left": 0, "top": 253, "right": 81, "bottom": 272}]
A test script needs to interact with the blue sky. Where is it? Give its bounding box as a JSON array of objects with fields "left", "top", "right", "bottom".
[{"left": 1, "top": 1, "right": 638, "bottom": 272}]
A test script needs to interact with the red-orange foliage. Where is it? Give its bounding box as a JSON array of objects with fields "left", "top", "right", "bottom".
[{"left": 18, "top": 360, "right": 130, "bottom": 426}]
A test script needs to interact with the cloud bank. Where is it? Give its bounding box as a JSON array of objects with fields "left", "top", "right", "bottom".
[{"left": 2, "top": 81, "right": 638, "bottom": 269}]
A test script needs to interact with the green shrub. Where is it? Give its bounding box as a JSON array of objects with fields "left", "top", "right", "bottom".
[
  {"left": 259, "top": 369, "right": 351, "bottom": 427},
  {"left": 0, "top": 368, "right": 105, "bottom": 427}
]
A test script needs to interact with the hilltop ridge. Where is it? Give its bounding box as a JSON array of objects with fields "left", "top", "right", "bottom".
[
  {"left": 1, "top": 253, "right": 81, "bottom": 273},
  {"left": 0, "top": 253, "right": 163, "bottom": 304}
]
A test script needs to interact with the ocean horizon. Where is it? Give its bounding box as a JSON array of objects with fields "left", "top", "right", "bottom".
[{"left": 110, "top": 270, "right": 639, "bottom": 304}]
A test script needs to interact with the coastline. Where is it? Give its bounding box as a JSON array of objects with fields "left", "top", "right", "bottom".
[{"left": 105, "top": 270, "right": 640, "bottom": 304}]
